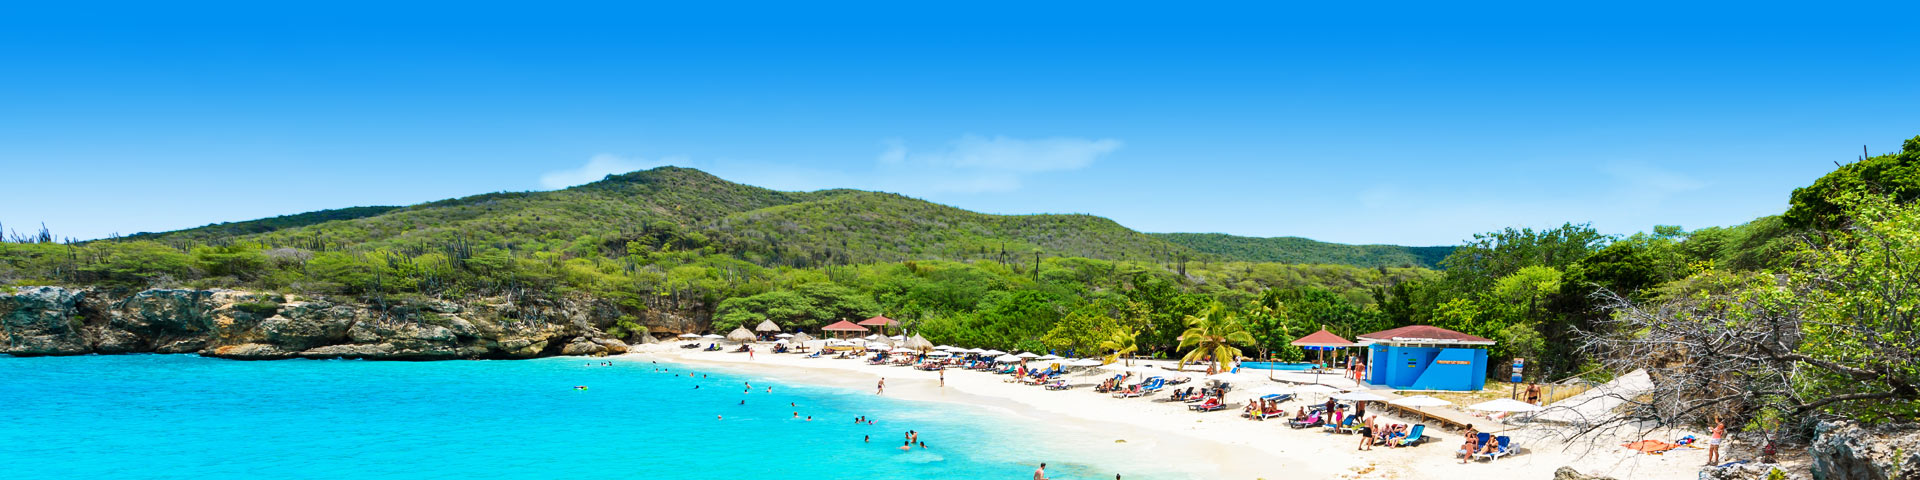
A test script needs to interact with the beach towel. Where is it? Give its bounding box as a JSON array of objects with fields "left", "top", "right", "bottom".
[{"left": 1622, "top": 440, "right": 1682, "bottom": 454}]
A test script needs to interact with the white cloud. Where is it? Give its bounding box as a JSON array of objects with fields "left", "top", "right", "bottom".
[
  {"left": 538, "top": 154, "right": 678, "bottom": 189},
  {"left": 875, "top": 134, "right": 1122, "bottom": 193}
]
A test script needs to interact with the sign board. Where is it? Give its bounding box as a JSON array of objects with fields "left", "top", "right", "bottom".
[{"left": 1511, "top": 373, "right": 1523, "bottom": 382}]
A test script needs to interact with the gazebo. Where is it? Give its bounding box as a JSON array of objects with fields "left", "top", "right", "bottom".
[
  {"left": 1357, "top": 325, "right": 1495, "bottom": 391},
  {"left": 1290, "top": 328, "right": 1357, "bottom": 383},
  {"left": 857, "top": 315, "right": 899, "bottom": 335},
  {"left": 822, "top": 320, "right": 869, "bottom": 339}
]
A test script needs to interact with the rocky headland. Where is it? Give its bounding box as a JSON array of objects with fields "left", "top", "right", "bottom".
[{"left": 0, "top": 286, "right": 696, "bottom": 360}]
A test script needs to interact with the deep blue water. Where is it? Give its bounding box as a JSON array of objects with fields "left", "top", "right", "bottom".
[{"left": 0, "top": 355, "right": 1159, "bottom": 479}]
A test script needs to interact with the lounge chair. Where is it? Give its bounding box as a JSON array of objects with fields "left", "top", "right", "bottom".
[
  {"left": 1112, "top": 385, "right": 1144, "bottom": 398},
  {"left": 1188, "top": 398, "right": 1226, "bottom": 412},
  {"left": 1326, "top": 415, "right": 1357, "bottom": 434},
  {"left": 1141, "top": 378, "right": 1166, "bottom": 394},
  {"left": 1396, "top": 424, "right": 1426, "bottom": 446},
  {"left": 804, "top": 351, "right": 822, "bottom": 358},
  {"left": 1044, "top": 380, "right": 1071, "bottom": 390},
  {"left": 1288, "top": 413, "right": 1322, "bottom": 429},
  {"left": 1475, "top": 436, "right": 1513, "bottom": 461}
]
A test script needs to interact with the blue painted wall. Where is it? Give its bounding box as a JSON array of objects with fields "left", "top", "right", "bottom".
[{"left": 1366, "top": 344, "right": 1487, "bottom": 391}]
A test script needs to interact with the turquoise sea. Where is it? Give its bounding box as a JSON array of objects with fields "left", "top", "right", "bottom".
[{"left": 0, "top": 355, "right": 1173, "bottom": 479}]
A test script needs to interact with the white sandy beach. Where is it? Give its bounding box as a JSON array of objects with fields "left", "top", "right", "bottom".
[{"left": 629, "top": 344, "right": 1711, "bottom": 480}]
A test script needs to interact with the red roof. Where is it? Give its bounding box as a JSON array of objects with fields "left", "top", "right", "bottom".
[
  {"left": 1290, "top": 328, "right": 1357, "bottom": 347},
  {"left": 857, "top": 315, "right": 898, "bottom": 326},
  {"left": 822, "top": 320, "right": 869, "bottom": 332},
  {"left": 1357, "top": 325, "right": 1494, "bottom": 345}
]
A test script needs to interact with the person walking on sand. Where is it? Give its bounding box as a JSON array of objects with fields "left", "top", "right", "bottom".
[
  {"left": 1707, "top": 418, "right": 1726, "bottom": 465},
  {"left": 877, "top": 378, "right": 885, "bottom": 395},
  {"left": 939, "top": 369, "right": 945, "bottom": 387}
]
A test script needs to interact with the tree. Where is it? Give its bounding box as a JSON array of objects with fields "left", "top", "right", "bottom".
[
  {"left": 1099, "top": 326, "right": 1140, "bottom": 366},
  {"left": 1176, "top": 302, "right": 1255, "bottom": 373},
  {"left": 1784, "top": 135, "right": 1920, "bottom": 229},
  {"left": 1041, "top": 304, "right": 1119, "bottom": 356}
]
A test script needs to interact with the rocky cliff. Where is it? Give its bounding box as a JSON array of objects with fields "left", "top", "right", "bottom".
[
  {"left": 0, "top": 286, "right": 695, "bottom": 360},
  {"left": 1811, "top": 421, "right": 1920, "bottom": 480}
]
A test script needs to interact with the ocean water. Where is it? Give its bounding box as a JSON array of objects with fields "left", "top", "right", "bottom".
[{"left": 0, "top": 355, "right": 1174, "bottom": 479}]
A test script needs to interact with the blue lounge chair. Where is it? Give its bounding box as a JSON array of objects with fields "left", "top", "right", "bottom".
[
  {"left": 1396, "top": 424, "right": 1426, "bottom": 446},
  {"left": 1326, "top": 415, "right": 1357, "bottom": 434},
  {"left": 1475, "top": 435, "right": 1513, "bottom": 461}
]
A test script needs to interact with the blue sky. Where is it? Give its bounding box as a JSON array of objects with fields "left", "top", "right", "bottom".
[{"left": 2, "top": 2, "right": 1916, "bottom": 245}]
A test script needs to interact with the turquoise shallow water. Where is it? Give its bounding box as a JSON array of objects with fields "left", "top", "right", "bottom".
[{"left": 0, "top": 354, "right": 1158, "bottom": 479}]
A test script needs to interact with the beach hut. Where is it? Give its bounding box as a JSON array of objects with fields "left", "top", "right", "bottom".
[
  {"left": 822, "top": 320, "right": 869, "bottom": 339},
  {"left": 726, "top": 327, "right": 757, "bottom": 343},
  {"left": 1357, "top": 325, "right": 1495, "bottom": 391}
]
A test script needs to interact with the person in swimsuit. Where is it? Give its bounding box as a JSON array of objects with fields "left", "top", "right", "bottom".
[
  {"left": 1034, "top": 463, "right": 1048, "bottom": 480},
  {"left": 1356, "top": 416, "right": 1374, "bottom": 450},
  {"left": 1707, "top": 418, "right": 1726, "bottom": 465}
]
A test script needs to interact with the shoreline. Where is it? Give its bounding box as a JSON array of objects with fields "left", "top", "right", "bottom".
[{"left": 630, "top": 345, "right": 1709, "bottom": 479}]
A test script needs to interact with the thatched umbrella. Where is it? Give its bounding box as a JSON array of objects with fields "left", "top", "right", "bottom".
[
  {"left": 1291, "top": 328, "right": 1357, "bottom": 383},
  {"left": 754, "top": 320, "right": 781, "bottom": 332},
  {"left": 904, "top": 334, "right": 933, "bottom": 352},
  {"left": 726, "top": 326, "right": 756, "bottom": 343}
]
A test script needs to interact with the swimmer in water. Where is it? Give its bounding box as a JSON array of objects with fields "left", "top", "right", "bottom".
[
  {"left": 717, "top": 415, "right": 722, "bottom": 421},
  {"left": 899, "top": 441, "right": 911, "bottom": 452}
]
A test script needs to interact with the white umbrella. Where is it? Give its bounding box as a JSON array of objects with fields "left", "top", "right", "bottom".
[
  {"left": 865, "top": 334, "right": 883, "bottom": 340},
  {"left": 1068, "top": 358, "right": 1104, "bottom": 367},
  {"left": 1015, "top": 352, "right": 1040, "bottom": 359},
  {"left": 889, "top": 335, "right": 904, "bottom": 341},
  {"left": 926, "top": 351, "right": 953, "bottom": 357},
  {"left": 1469, "top": 398, "right": 1545, "bottom": 413},
  {"left": 995, "top": 354, "right": 1023, "bottom": 363},
  {"left": 1035, "top": 354, "right": 1062, "bottom": 361},
  {"left": 701, "top": 334, "right": 723, "bottom": 339},
  {"left": 1389, "top": 395, "right": 1453, "bottom": 408},
  {"left": 1293, "top": 384, "right": 1340, "bottom": 395},
  {"left": 775, "top": 333, "right": 794, "bottom": 338},
  {"left": 1334, "top": 391, "right": 1390, "bottom": 402},
  {"left": 891, "top": 347, "right": 916, "bottom": 353},
  {"left": 979, "top": 349, "right": 1006, "bottom": 356},
  {"left": 773, "top": 339, "right": 790, "bottom": 344},
  {"left": 678, "top": 333, "right": 701, "bottom": 338},
  {"left": 1205, "top": 372, "right": 1256, "bottom": 383},
  {"left": 935, "top": 345, "right": 957, "bottom": 351}
]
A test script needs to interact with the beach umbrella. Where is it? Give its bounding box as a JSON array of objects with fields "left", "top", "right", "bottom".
[
  {"left": 1468, "top": 398, "right": 1545, "bottom": 413},
  {"left": 1333, "top": 391, "right": 1389, "bottom": 402},
  {"left": 926, "top": 351, "right": 952, "bottom": 357},
  {"left": 726, "top": 327, "right": 756, "bottom": 343},
  {"left": 904, "top": 334, "right": 933, "bottom": 352},
  {"left": 790, "top": 332, "right": 815, "bottom": 343},
  {"left": 1015, "top": 352, "right": 1040, "bottom": 359},
  {"left": 701, "top": 334, "right": 724, "bottom": 339},
  {"left": 979, "top": 349, "right": 1006, "bottom": 356},
  {"left": 889, "top": 335, "right": 904, "bottom": 341},
  {"left": 1035, "top": 354, "right": 1062, "bottom": 361},
  {"left": 754, "top": 320, "right": 781, "bottom": 332},
  {"left": 864, "top": 334, "right": 882, "bottom": 340},
  {"left": 773, "top": 339, "right": 790, "bottom": 345},
  {"left": 995, "top": 354, "right": 1023, "bottom": 363},
  {"left": 935, "top": 345, "right": 957, "bottom": 351},
  {"left": 775, "top": 333, "right": 795, "bottom": 338},
  {"left": 1291, "top": 328, "right": 1357, "bottom": 383},
  {"left": 1389, "top": 395, "right": 1452, "bottom": 408},
  {"left": 678, "top": 333, "right": 701, "bottom": 339},
  {"left": 1068, "top": 358, "right": 1104, "bottom": 367}
]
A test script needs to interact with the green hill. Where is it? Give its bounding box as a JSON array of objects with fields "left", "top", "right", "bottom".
[{"left": 1153, "top": 232, "right": 1454, "bottom": 268}]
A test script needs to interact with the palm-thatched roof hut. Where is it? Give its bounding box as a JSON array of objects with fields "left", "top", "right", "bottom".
[
  {"left": 726, "top": 326, "right": 757, "bottom": 343},
  {"left": 754, "top": 320, "right": 781, "bottom": 332}
]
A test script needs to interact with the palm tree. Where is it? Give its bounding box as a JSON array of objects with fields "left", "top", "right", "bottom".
[
  {"left": 1178, "top": 303, "right": 1255, "bottom": 373},
  {"left": 1100, "top": 327, "right": 1140, "bottom": 366}
]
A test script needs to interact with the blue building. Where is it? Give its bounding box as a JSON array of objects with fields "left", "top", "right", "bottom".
[{"left": 1358, "top": 325, "right": 1495, "bottom": 392}]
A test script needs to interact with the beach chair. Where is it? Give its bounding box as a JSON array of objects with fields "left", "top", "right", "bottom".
[
  {"left": 1475, "top": 436, "right": 1513, "bottom": 461},
  {"left": 1396, "top": 425, "right": 1426, "bottom": 446},
  {"left": 1325, "top": 415, "right": 1356, "bottom": 434},
  {"left": 1188, "top": 398, "right": 1225, "bottom": 412},
  {"left": 1141, "top": 378, "right": 1166, "bottom": 394},
  {"left": 1289, "top": 413, "right": 1322, "bottom": 429},
  {"left": 1045, "top": 380, "right": 1070, "bottom": 390},
  {"left": 1112, "top": 385, "right": 1142, "bottom": 398}
]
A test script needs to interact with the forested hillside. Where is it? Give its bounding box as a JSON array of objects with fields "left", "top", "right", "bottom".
[{"left": 1154, "top": 232, "right": 1454, "bottom": 268}]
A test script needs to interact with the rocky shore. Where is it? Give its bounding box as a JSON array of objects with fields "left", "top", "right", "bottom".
[{"left": 0, "top": 286, "right": 687, "bottom": 360}]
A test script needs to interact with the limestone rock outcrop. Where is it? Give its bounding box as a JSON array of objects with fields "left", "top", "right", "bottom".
[{"left": 0, "top": 286, "right": 656, "bottom": 360}]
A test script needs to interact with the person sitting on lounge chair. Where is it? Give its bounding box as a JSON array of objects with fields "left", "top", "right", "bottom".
[
  {"left": 1292, "top": 407, "right": 1309, "bottom": 423},
  {"left": 1457, "top": 432, "right": 1479, "bottom": 463}
]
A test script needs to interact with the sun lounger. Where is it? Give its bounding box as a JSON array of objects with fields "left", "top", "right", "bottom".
[
  {"left": 1325, "top": 415, "right": 1356, "bottom": 434},
  {"left": 1396, "top": 424, "right": 1426, "bottom": 446},
  {"left": 1045, "top": 380, "right": 1071, "bottom": 390},
  {"left": 1288, "top": 413, "right": 1322, "bottom": 429},
  {"left": 1475, "top": 436, "right": 1513, "bottom": 461},
  {"left": 1112, "top": 385, "right": 1144, "bottom": 398},
  {"left": 1188, "top": 398, "right": 1226, "bottom": 412}
]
